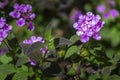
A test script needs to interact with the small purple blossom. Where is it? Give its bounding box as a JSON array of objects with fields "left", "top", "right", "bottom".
[
  {"left": 0, "top": 17, "right": 12, "bottom": 45},
  {"left": 110, "top": 0, "right": 115, "bottom": 6},
  {"left": 26, "top": 21, "right": 35, "bottom": 31},
  {"left": 109, "top": 9, "right": 119, "bottom": 18},
  {"left": 97, "top": 3, "right": 119, "bottom": 19},
  {"left": 40, "top": 47, "right": 48, "bottom": 54},
  {"left": 29, "top": 59, "right": 37, "bottom": 66},
  {"left": 9, "top": 11, "right": 21, "bottom": 18},
  {"left": 73, "top": 12, "right": 104, "bottom": 43},
  {"left": 9, "top": 3, "right": 35, "bottom": 31},
  {"left": 23, "top": 36, "right": 45, "bottom": 44},
  {"left": 96, "top": 4, "right": 106, "bottom": 14},
  {"left": 16, "top": 18, "right": 25, "bottom": 27}
]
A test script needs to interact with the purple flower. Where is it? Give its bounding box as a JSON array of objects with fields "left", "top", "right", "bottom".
[
  {"left": 81, "top": 35, "right": 90, "bottom": 43},
  {"left": 109, "top": 9, "right": 119, "bottom": 18},
  {"left": 28, "top": 13, "right": 36, "bottom": 20},
  {"left": 26, "top": 4, "right": 32, "bottom": 12},
  {"left": 23, "top": 36, "right": 45, "bottom": 45},
  {"left": 26, "top": 21, "right": 35, "bottom": 31},
  {"left": 93, "top": 32, "right": 101, "bottom": 40},
  {"left": 0, "top": 17, "right": 12, "bottom": 45},
  {"left": 0, "top": 19, "right": 5, "bottom": 28},
  {"left": 16, "top": 18, "right": 25, "bottom": 27},
  {"left": 14, "top": 3, "right": 20, "bottom": 10},
  {"left": 73, "top": 12, "right": 104, "bottom": 43},
  {"left": 29, "top": 59, "right": 37, "bottom": 66},
  {"left": 110, "top": 0, "right": 115, "bottom": 6},
  {"left": 40, "top": 47, "right": 48, "bottom": 54},
  {"left": 103, "top": 13, "right": 110, "bottom": 19},
  {"left": 9, "top": 3, "right": 35, "bottom": 31},
  {"left": 20, "top": 4, "right": 28, "bottom": 13},
  {"left": 97, "top": 4, "right": 106, "bottom": 14},
  {"left": 9, "top": 11, "right": 21, "bottom": 18}
]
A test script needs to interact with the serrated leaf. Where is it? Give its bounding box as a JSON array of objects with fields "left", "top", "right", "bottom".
[
  {"left": 0, "top": 64, "right": 16, "bottom": 75},
  {"left": 64, "top": 46, "right": 79, "bottom": 59},
  {"left": 12, "top": 71, "right": 29, "bottom": 80},
  {"left": 0, "top": 54, "right": 12, "bottom": 64}
]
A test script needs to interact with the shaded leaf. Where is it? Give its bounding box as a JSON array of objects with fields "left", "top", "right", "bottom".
[{"left": 16, "top": 54, "right": 29, "bottom": 66}]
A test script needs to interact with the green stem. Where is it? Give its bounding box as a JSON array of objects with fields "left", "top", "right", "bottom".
[{"left": 3, "top": 40, "right": 12, "bottom": 52}]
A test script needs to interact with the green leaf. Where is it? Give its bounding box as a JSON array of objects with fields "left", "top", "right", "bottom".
[
  {"left": 21, "top": 65, "right": 28, "bottom": 72},
  {"left": 12, "top": 71, "right": 29, "bottom": 80},
  {"left": 102, "top": 66, "right": 111, "bottom": 79},
  {"left": 0, "top": 64, "right": 16, "bottom": 75},
  {"left": 108, "top": 75, "right": 120, "bottom": 80},
  {"left": 0, "top": 73, "right": 7, "bottom": 80},
  {"left": 88, "top": 74, "right": 99, "bottom": 80},
  {"left": 0, "top": 54, "right": 12, "bottom": 64},
  {"left": 45, "top": 22, "right": 52, "bottom": 41},
  {"left": 16, "top": 54, "right": 29, "bottom": 66},
  {"left": 44, "top": 21, "right": 55, "bottom": 50},
  {"left": 70, "top": 35, "right": 80, "bottom": 45},
  {"left": 64, "top": 46, "right": 79, "bottom": 59}
]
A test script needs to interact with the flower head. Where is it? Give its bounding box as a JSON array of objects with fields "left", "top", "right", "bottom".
[
  {"left": 73, "top": 12, "right": 104, "bottom": 43},
  {"left": 9, "top": 3, "right": 35, "bottom": 31},
  {"left": 0, "top": 17, "right": 12, "bottom": 45}
]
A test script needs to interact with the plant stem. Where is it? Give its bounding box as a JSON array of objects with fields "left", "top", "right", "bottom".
[{"left": 3, "top": 40, "right": 11, "bottom": 51}]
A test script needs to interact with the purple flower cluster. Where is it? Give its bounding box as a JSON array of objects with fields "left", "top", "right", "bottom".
[
  {"left": 9, "top": 3, "right": 35, "bottom": 31},
  {"left": 0, "top": 17, "right": 12, "bottom": 45},
  {"left": 97, "top": 1, "right": 119, "bottom": 19},
  {"left": 73, "top": 12, "right": 104, "bottom": 43},
  {"left": 23, "top": 36, "right": 48, "bottom": 65}
]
